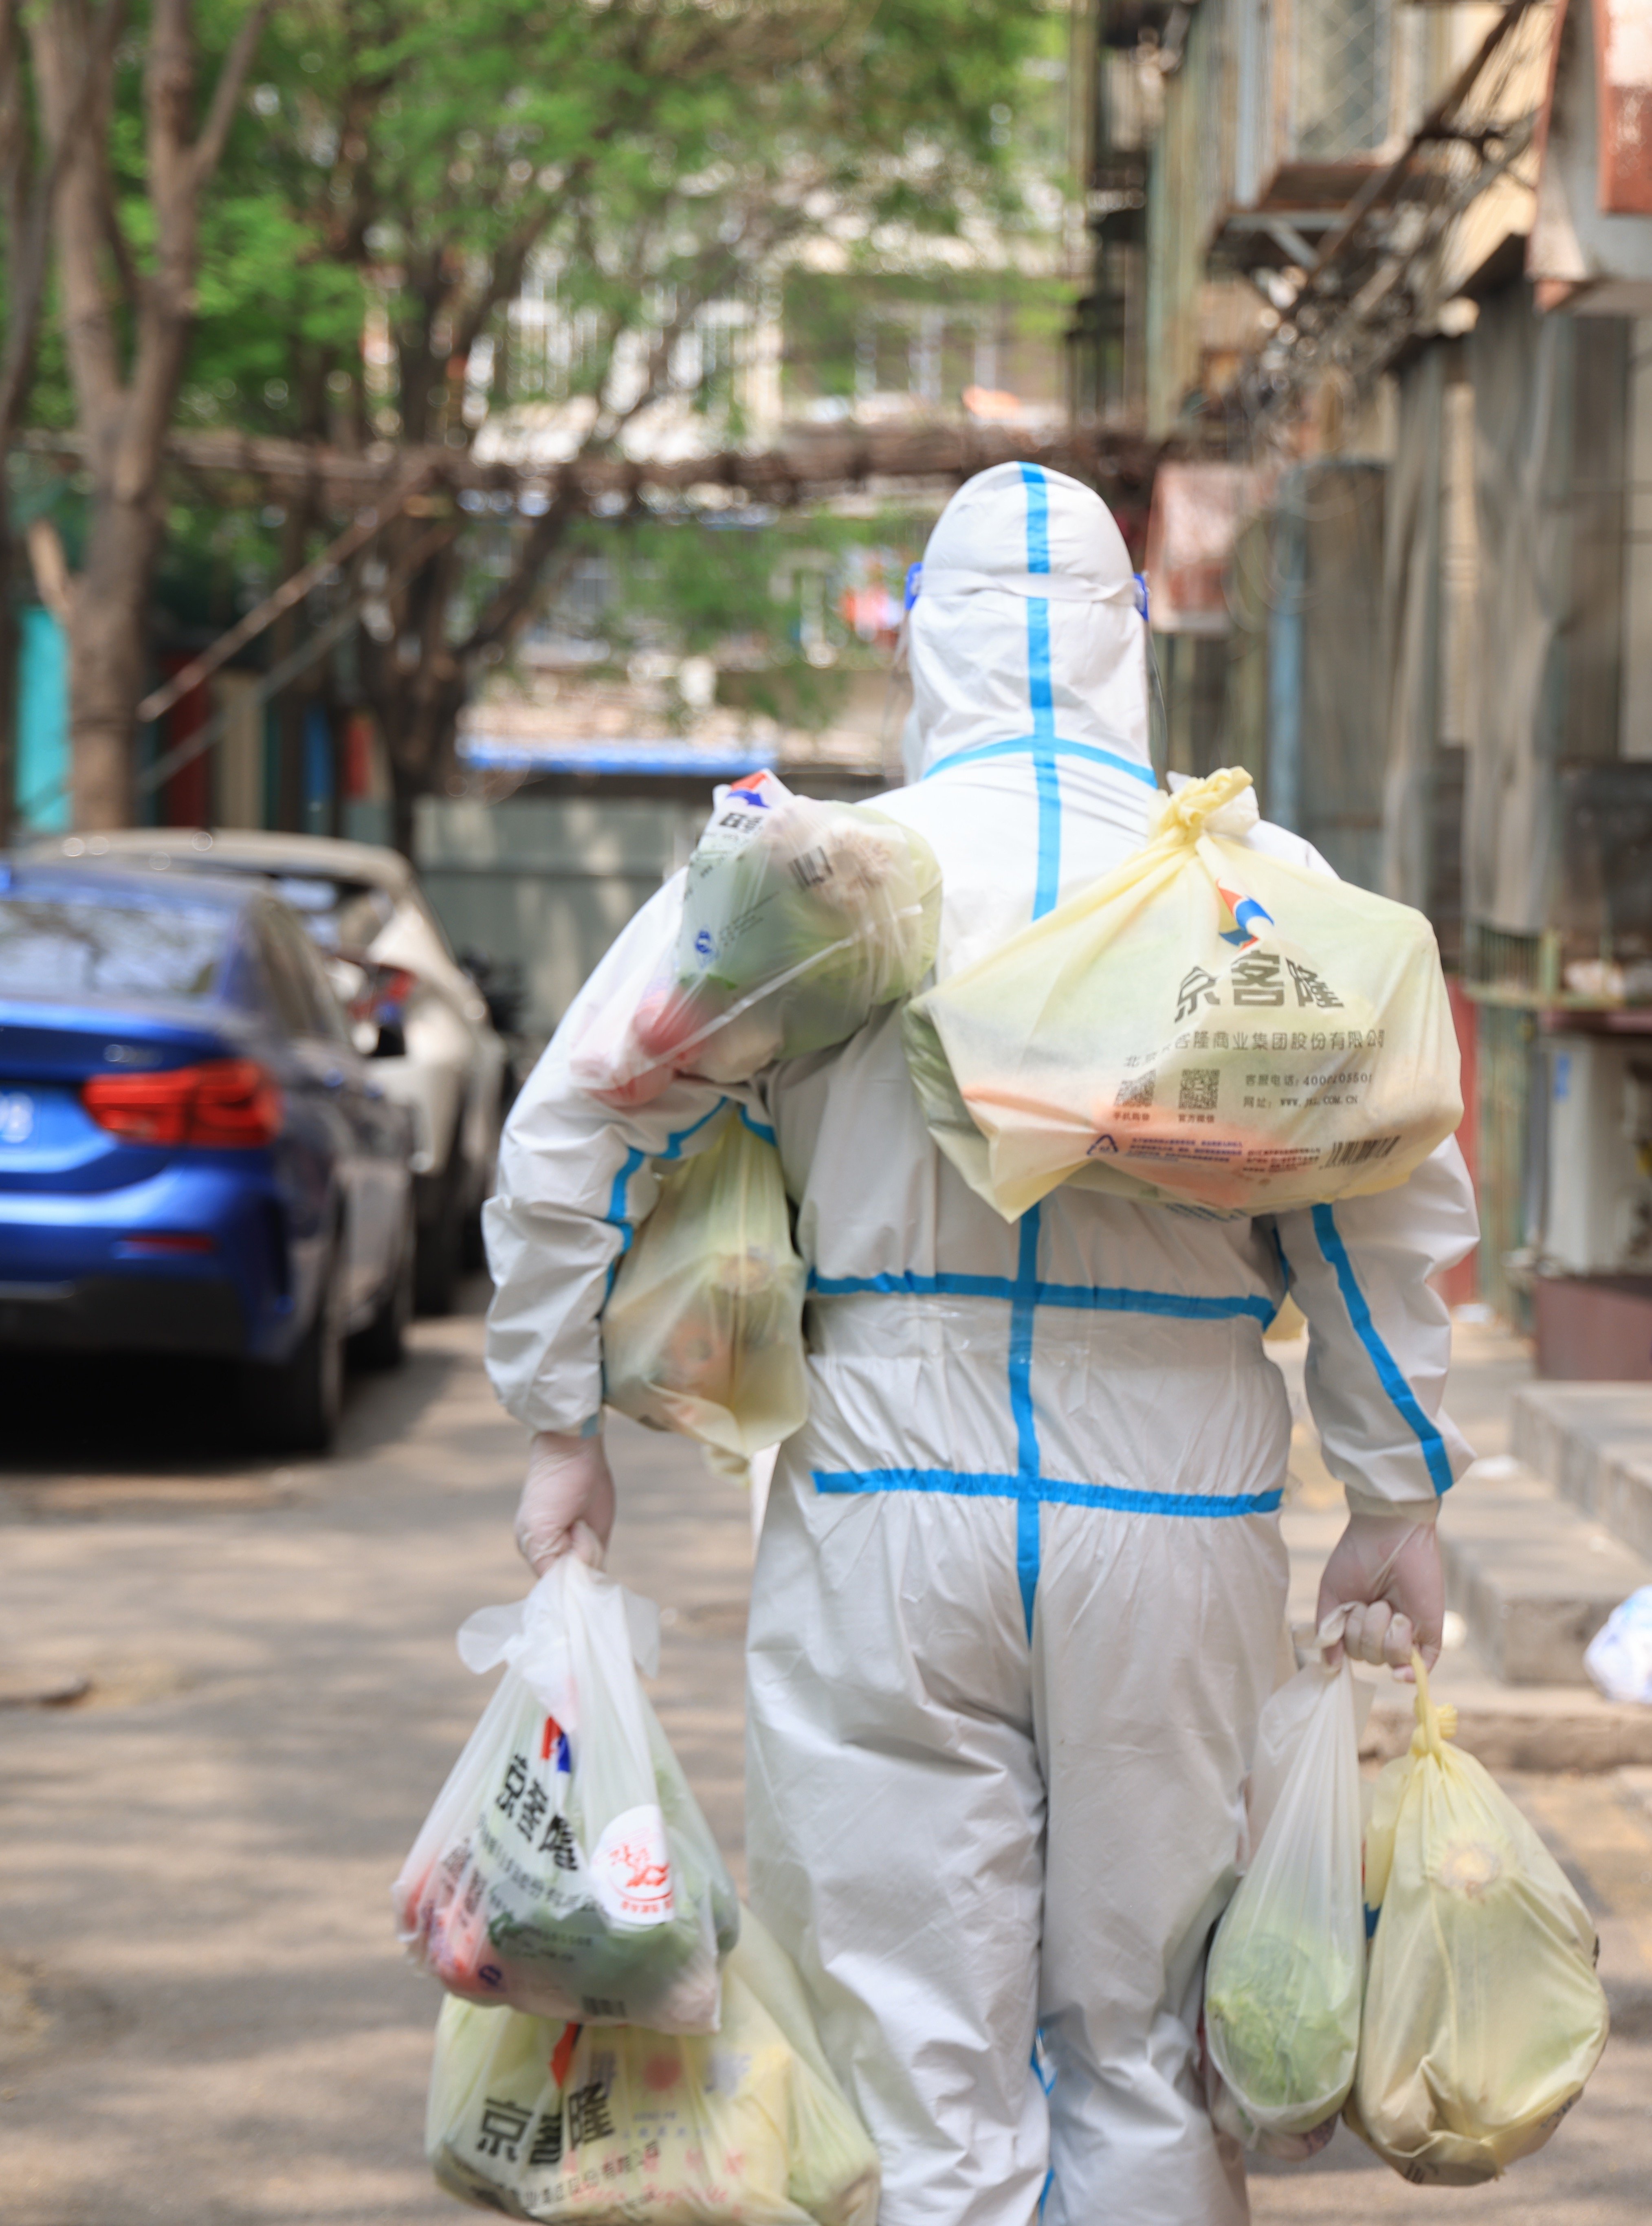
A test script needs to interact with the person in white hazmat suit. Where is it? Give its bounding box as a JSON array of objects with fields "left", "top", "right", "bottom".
[{"left": 484, "top": 462, "right": 1478, "bottom": 2226}]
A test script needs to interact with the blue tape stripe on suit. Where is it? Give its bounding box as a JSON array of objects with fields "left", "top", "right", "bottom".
[
  {"left": 1019, "top": 466, "right": 1061, "bottom": 924},
  {"left": 813, "top": 1469, "right": 1285, "bottom": 1518},
  {"left": 807, "top": 1267, "right": 1274, "bottom": 1322},
  {"left": 1010, "top": 1205, "right": 1043, "bottom": 1639},
  {"left": 602, "top": 1099, "right": 728, "bottom": 1291},
  {"left": 737, "top": 1105, "right": 777, "bottom": 1145},
  {"left": 1310, "top": 1202, "right": 1455, "bottom": 1496},
  {"left": 1020, "top": 461, "right": 1051, "bottom": 573},
  {"left": 922, "top": 736, "right": 1160, "bottom": 789}
]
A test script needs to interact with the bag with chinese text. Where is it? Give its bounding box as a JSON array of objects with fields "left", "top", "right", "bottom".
[
  {"left": 394, "top": 1557, "right": 738, "bottom": 2032},
  {"left": 1346, "top": 1655, "right": 1609, "bottom": 2184},
  {"left": 572, "top": 771, "right": 941, "bottom": 1108},
  {"left": 1205, "top": 1619, "right": 1366, "bottom": 2151},
  {"left": 426, "top": 1905, "right": 881, "bottom": 2226},
  {"left": 902, "top": 765, "right": 1460, "bottom": 1219},
  {"left": 602, "top": 1107, "right": 807, "bottom": 1474}
]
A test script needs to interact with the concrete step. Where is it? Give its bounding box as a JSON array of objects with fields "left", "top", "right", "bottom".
[
  {"left": 1281, "top": 1497, "right": 1652, "bottom": 1770},
  {"left": 1512, "top": 1381, "right": 1652, "bottom": 1563},
  {"left": 1436, "top": 1454, "right": 1650, "bottom": 1686}
]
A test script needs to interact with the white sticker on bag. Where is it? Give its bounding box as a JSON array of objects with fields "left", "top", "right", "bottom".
[{"left": 591, "top": 1804, "right": 675, "bottom": 1926}]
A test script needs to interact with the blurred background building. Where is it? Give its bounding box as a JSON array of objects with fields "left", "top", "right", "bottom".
[{"left": 1075, "top": 0, "right": 1652, "bottom": 1353}]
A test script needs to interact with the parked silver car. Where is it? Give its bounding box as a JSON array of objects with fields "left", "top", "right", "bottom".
[{"left": 31, "top": 829, "right": 511, "bottom": 1312}]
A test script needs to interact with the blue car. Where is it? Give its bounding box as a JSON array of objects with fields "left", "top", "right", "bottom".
[{"left": 0, "top": 859, "right": 416, "bottom": 1450}]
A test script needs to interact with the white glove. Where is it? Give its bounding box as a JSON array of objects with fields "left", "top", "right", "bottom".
[
  {"left": 515, "top": 1430, "right": 616, "bottom": 1574},
  {"left": 1315, "top": 1509, "right": 1444, "bottom": 1680}
]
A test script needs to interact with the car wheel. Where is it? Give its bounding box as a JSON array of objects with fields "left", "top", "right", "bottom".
[
  {"left": 354, "top": 1195, "right": 415, "bottom": 1371},
  {"left": 241, "top": 1237, "right": 346, "bottom": 1453},
  {"left": 415, "top": 1146, "right": 465, "bottom": 1316}
]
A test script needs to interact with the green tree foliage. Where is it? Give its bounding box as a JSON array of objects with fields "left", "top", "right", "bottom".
[{"left": 11, "top": 0, "right": 1062, "bottom": 838}]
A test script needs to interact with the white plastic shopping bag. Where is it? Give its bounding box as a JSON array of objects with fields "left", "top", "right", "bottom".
[
  {"left": 394, "top": 1558, "right": 738, "bottom": 2031},
  {"left": 1204, "top": 1619, "right": 1366, "bottom": 2149},
  {"left": 602, "top": 1108, "right": 807, "bottom": 1472},
  {"left": 1584, "top": 1585, "right": 1652, "bottom": 1704},
  {"left": 426, "top": 1905, "right": 882, "bottom": 2225},
  {"left": 572, "top": 771, "right": 941, "bottom": 1106},
  {"left": 903, "top": 765, "right": 1461, "bottom": 1218},
  {"left": 1347, "top": 1654, "right": 1610, "bottom": 2184}
]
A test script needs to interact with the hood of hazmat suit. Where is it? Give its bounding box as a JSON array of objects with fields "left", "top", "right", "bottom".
[{"left": 484, "top": 462, "right": 1479, "bottom": 2226}]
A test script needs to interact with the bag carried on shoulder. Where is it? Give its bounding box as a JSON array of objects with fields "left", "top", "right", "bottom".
[
  {"left": 1348, "top": 1655, "right": 1610, "bottom": 2184},
  {"left": 903, "top": 765, "right": 1461, "bottom": 1219},
  {"left": 393, "top": 1558, "right": 739, "bottom": 2032},
  {"left": 426, "top": 1905, "right": 882, "bottom": 2226},
  {"left": 573, "top": 770, "right": 941, "bottom": 1108},
  {"left": 1205, "top": 1623, "right": 1366, "bottom": 2149},
  {"left": 601, "top": 1107, "right": 807, "bottom": 1470}
]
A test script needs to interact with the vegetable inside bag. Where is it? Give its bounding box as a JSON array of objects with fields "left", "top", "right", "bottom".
[
  {"left": 902, "top": 765, "right": 1461, "bottom": 1219},
  {"left": 1204, "top": 1619, "right": 1368, "bottom": 2150},
  {"left": 571, "top": 772, "right": 941, "bottom": 1109},
  {"left": 425, "top": 1905, "right": 881, "bottom": 2226},
  {"left": 394, "top": 1559, "right": 739, "bottom": 2031},
  {"left": 602, "top": 1109, "right": 807, "bottom": 1474},
  {"left": 1347, "top": 1654, "right": 1610, "bottom": 2185}
]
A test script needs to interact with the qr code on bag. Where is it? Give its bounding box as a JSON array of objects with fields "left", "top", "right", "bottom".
[{"left": 1179, "top": 1070, "right": 1219, "bottom": 1112}]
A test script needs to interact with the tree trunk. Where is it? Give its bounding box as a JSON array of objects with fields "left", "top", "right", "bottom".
[
  {"left": 68, "top": 479, "right": 165, "bottom": 827},
  {"left": 0, "top": 488, "right": 16, "bottom": 847}
]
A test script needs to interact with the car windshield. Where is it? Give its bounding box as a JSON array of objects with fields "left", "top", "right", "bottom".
[
  {"left": 263, "top": 875, "right": 395, "bottom": 954},
  {"left": 0, "top": 893, "right": 229, "bottom": 1001}
]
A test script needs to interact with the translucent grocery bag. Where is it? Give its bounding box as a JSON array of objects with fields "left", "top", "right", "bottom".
[
  {"left": 602, "top": 1108, "right": 808, "bottom": 1471},
  {"left": 1347, "top": 1654, "right": 1610, "bottom": 2184},
  {"left": 572, "top": 771, "right": 941, "bottom": 1108},
  {"left": 426, "top": 1905, "right": 882, "bottom": 2225},
  {"left": 902, "top": 765, "right": 1461, "bottom": 1219},
  {"left": 1204, "top": 1621, "right": 1366, "bottom": 2147},
  {"left": 394, "top": 1557, "right": 739, "bottom": 2031}
]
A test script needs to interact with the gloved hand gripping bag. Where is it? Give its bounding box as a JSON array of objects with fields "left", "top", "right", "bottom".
[
  {"left": 571, "top": 771, "right": 942, "bottom": 1106},
  {"left": 903, "top": 765, "right": 1461, "bottom": 1219},
  {"left": 601, "top": 1108, "right": 808, "bottom": 1469},
  {"left": 1204, "top": 1621, "right": 1366, "bottom": 2146},
  {"left": 393, "top": 1558, "right": 739, "bottom": 2031},
  {"left": 425, "top": 1905, "right": 882, "bottom": 2225},
  {"left": 1346, "top": 1655, "right": 1609, "bottom": 2184}
]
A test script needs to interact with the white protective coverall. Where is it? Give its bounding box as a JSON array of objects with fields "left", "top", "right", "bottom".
[{"left": 485, "top": 462, "right": 1478, "bottom": 2226}]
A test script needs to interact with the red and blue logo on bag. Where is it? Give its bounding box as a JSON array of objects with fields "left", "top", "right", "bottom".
[{"left": 1216, "top": 879, "right": 1274, "bottom": 950}]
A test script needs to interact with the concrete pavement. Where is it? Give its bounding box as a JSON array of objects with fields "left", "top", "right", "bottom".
[{"left": 2, "top": 1289, "right": 1649, "bottom": 2222}]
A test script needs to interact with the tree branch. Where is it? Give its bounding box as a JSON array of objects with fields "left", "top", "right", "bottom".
[{"left": 191, "top": 0, "right": 274, "bottom": 188}]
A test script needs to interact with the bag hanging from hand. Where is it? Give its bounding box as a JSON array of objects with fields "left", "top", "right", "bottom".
[
  {"left": 393, "top": 1557, "right": 739, "bottom": 2032},
  {"left": 425, "top": 1905, "right": 882, "bottom": 2226},
  {"left": 572, "top": 770, "right": 942, "bottom": 1108},
  {"left": 602, "top": 1108, "right": 808, "bottom": 1469},
  {"left": 1205, "top": 1624, "right": 1366, "bottom": 2148},
  {"left": 1346, "top": 1655, "right": 1609, "bottom": 2185},
  {"left": 902, "top": 765, "right": 1461, "bottom": 1219}
]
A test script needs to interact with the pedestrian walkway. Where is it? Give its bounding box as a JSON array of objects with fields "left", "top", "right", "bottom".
[{"left": 1, "top": 1289, "right": 1648, "bottom": 2221}]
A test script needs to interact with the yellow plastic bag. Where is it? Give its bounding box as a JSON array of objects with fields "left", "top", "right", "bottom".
[
  {"left": 1347, "top": 1656, "right": 1609, "bottom": 2185},
  {"left": 902, "top": 766, "right": 1461, "bottom": 1219},
  {"left": 602, "top": 1110, "right": 807, "bottom": 1470},
  {"left": 426, "top": 1907, "right": 881, "bottom": 2225}
]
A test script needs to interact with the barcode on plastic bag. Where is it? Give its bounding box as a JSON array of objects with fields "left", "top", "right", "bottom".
[
  {"left": 1323, "top": 1135, "right": 1400, "bottom": 1168},
  {"left": 790, "top": 845, "right": 831, "bottom": 890}
]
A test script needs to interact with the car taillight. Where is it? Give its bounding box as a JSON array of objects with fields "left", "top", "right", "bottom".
[
  {"left": 372, "top": 965, "right": 418, "bottom": 1022},
  {"left": 82, "top": 1059, "right": 283, "bottom": 1148}
]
